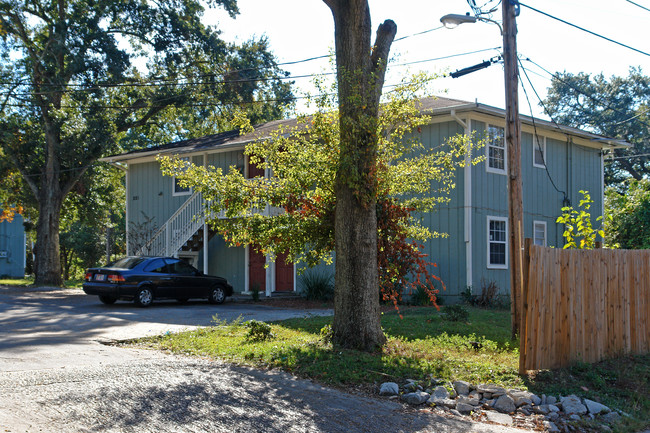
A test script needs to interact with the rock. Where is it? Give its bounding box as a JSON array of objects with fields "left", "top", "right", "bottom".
[
  {"left": 509, "top": 390, "right": 534, "bottom": 407},
  {"left": 517, "top": 406, "right": 531, "bottom": 416},
  {"left": 601, "top": 411, "right": 621, "bottom": 425},
  {"left": 477, "top": 384, "right": 507, "bottom": 397},
  {"left": 584, "top": 398, "right": 610, "bottom": 414},
  {"left": 430, "top": 386, "right": 449, "bottom": 400},
  {"left": 546, "top": 412, "right": 559, "bottom": 421},
  {"left": 428, "top": 397, "right": 457, "bottom": 409},
  {"left": 404, "top": 381, "right": 421, "bottom": 392},
  {"left": 485, "top": 411, "right": 514, "bottom": 426},
  {"left": 469, "top": 390, "right": 481, "bottom": 400},
  {"left": 485, "top": 398, "right": 496, "bottom": 407},
  {"left": 544, "top": 420, "right": 560, "bottom": 432},
  {"left": 546, "top": 395, "right": 557, "bottom": 405},
  {"left": 402, "top": 391, "right": 429, "bottom": 405},
  {"left": 450, "top": 409, "right": 462, "bottom": 417},
  {"left": 569, "top": 414, "right": 581, "bottom": 421},
  {"left": 532, "top": 405, "right": 550, "bottom": 415},
  {"left": 494, "top": 394, "right": 516, "bottom": 413},
  {"left": 531, "top": 394, "right": 542, "bottom": 405},
  {"left": 561, "top": 395, "right": 587, "bottom": 415},
  {"left": 379, "top": 382, "right": 399, "bottom": 396},
  {"left": 453, "top": 380, "right": 471, "bottom": 396},
  {"left": 458, "top": 395, "right": 480, "bottom": 406},
  {"left": 548, "top": 404, "right": 560, "bottom": 413},
  {"left": 483, "top": 392, "right": 492, "bottom": 399},
  {"left": 456, "top": 402, "right": 475, "bottom": 414}
]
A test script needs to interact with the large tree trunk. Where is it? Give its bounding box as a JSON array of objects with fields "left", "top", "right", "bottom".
[
  {"left": 34, "top": 189, "right": 64, "bottom": 286},
  {"left": 324, "top": 0, "right": 396, "bottom": 351}
]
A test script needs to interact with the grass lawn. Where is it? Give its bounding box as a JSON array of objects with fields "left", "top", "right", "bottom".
[{"left": 134, "top": 305, "right": 648, "bottom": 432}]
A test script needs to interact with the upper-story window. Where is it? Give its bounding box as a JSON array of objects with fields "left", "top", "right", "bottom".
[
  {"left": 533, "top": 135, "right": 547, "bottom": 168},
  {"left": 172, "top": 157, "right": 192, "bottom": 196},
  {"left": 533, "top": 221, "right": 547, "bottom": 246},
  {"left": 487, "top": 125, "right": 506, "bottom": 174}
]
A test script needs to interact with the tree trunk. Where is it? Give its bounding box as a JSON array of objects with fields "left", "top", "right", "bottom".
[
  {"left": 324, "top": 0, "right": 396, "bottom": 351},
  {"left": 34, "top": 190, "right": 64, "bottom": 286}
]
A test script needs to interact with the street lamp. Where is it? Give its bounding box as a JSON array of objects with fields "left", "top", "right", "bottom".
[
  {"left": 440, "top": 13, "right": 503, "bottom": 34},
  {"left": 441, "top": 3, "right": 524, "bottom": 340}
]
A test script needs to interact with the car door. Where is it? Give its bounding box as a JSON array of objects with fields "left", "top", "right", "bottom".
[
  {"left": 142, "top": 258, "right": 174, "bottom": 298},
  {"left": 165, "top": 258, "right": 202, "bottom": 298}
]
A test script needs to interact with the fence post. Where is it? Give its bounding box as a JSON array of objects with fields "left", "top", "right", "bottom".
[{"left": 519, "top": 238, "right": 533, "bottom": 374}]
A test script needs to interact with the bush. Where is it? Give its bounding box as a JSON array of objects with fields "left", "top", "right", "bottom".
[
  {"left": 320, "top": 324, "right": 333, "bottom": 343},
  {"left": 300, "top": 270, "right": 334, "bottom": 301},
  {"left": 443, "top": 304, "right": 469, "bottom": 322},
  {"left": 461, "top": 280, "right": 507, "bottom": 309},
  {"left": 409, "top": 285, "right": 433, "bottom": 306},
  {"left": 245, "top": 320, "right": 274, "bottom": 342},
  {"left": 250, "top": 283, "right": 261, "bottom": 302}
]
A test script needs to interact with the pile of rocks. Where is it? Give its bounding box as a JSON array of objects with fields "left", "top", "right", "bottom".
[{"left": 379, "top": 380, "right": 625, "bottom": 432}]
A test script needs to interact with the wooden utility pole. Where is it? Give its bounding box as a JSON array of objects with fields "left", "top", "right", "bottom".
[{"left": 502, "top": 1, "right": 524, "bottom": 339}]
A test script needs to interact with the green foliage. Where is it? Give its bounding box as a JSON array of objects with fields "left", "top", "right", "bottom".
[
  {"left": 299, "top": 270, "right": 334, "bottom": 301},
  {"left": 544, "top": 68, "right": 650, "bottom": 186},
  {"left": 409, "top": 285, "right": 434, "bottom": 306},
  {"left": 460, "top": 280, "right": 508, "bottom": 309},
  {"left": 319, "top": 324, "right": 333, "bottom": 344},
  {"left": 605, "top": 179, "right": 650, "bottom": 249},
  {"left": 556, "top": 190, "right": 604, "bottom": 249},
  {"left": 250, "top": 283, "right": 261, "bottom": 302},
  {"left": 245, "top": 320, "right": 274, "bottom": 342},
  {"left": 0, "top": 0, "right": 294, "bottom": 283},
  {"left": 443, "top": 304, "right": 470, "bottom": 322},
  {"left": 160, "top": 74, "right": 484, "bottom": 302}
]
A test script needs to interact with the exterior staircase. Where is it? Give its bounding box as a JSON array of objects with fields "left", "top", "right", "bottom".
[{"left": 135, "top": 190, "right": 283, "bottom": 257}]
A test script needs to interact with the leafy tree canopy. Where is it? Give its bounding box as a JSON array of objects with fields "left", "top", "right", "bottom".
[
  {"left": 161, "top": 74, "right": 483, "bottom": 304},
  {"left": 0, "top": 0, "right": 294, "bottom": 284},
  {"left": 543, "top": 68, "right": 650, "bottom": 186},
  {"left": 605, "top": 179, "right": 650, "bottom": 249}
]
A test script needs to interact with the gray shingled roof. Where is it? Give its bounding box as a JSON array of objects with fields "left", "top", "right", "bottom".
[{"left": 101, "top": 96, "right": 625, "bottom": 163}]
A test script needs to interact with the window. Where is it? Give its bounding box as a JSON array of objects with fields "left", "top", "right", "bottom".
[
  {"left": 486, "top": 125, "right": 506, "bottom": 174},
  {"left": 144, "top": 258, "right": 167, "bottom": 273},
  {"left": 533, "top": 221, "right": 547, "bottom": 246},
  {"left": 487, "top": 216, "right": 508, "bottom": 268},
  {"left": 533, "top": 135, "right": 546, "bottom": 168},
  {"left": 172, "top": 157, "right": 192, "bottom": 196},
  {"left": 165, "top": 258, "right": 197, "bottom": 275}
]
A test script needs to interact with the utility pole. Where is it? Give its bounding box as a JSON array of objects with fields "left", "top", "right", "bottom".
[{"left": 502, "top": 0, "right": 524, "bottom": 339}]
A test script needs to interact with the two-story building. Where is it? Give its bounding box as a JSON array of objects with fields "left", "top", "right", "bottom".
[{"left": 102, "top": 96, "right": 624, "bottom": 300}]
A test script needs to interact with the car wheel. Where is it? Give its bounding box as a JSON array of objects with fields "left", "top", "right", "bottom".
[
  {"left": 98, "top": 295, "right": 117, "bottom": 305},
  {"left": 208, "top": 286, "right": 226, "bottom": 304},
  {"left": 134, "top": 287, "right": 154, "bottom": 307}
]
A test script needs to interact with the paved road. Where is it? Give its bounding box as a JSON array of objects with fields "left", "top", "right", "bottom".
[{"left": 0, "top": 287, "right": 525, "bottom": 433}]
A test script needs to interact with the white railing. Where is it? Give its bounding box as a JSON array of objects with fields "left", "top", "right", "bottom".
[
  {"left": 135, "top": 193, "right": 283, "bottom": 257},
  {"left": 136, "top": 192, "right": 205, "bottom": 257}
]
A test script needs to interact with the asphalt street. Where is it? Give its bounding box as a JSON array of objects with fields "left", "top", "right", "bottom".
[{"left": 0, "top": 286, "right": 526, "bottom": 433}]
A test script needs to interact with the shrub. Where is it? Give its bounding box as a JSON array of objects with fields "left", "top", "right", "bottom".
[
  {"left": 409, "top": 285, "right": 433, "bottom": 306},
  {"left": 320, "top": 324, "right": 333, "bottom": 343},
  {"left": 245, "top": 320, "right": 274, "bottom": 342},
  {"left": 443, "top": 304, "right": 469, "bottom": 322},
  {"left": 250, "top": 283, "right": 261, "bottom": 302},
  {"left": 300, "top": 270, "right": 334, "bottom": 301}
]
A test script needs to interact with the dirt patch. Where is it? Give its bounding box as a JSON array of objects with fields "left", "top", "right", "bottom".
[{"left": 231, "top": 296, "right": 333, "bottom": 310}]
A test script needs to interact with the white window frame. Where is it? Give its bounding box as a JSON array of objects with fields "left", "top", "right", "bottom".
[
  {"left": 172, "top": 157, "right": 192, "bottom": 196},
  {"left": 486, "top": 124, "right": 506, "bottom": 175},
  {"left": 533, "top": 135, "right": 547, "bottom": 169},
  {"left": 533, "top": 220, "right": 547, "bottom": 246},
  {"left": 487, "top": 216, "right": 508, "bottom": 269}
]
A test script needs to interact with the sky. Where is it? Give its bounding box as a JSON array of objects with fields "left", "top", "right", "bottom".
[{"left": 207, "top": 0, "right": 650, "bottom": 121}]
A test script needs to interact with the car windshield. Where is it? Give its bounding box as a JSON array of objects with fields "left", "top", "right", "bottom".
[{"left": 107, "top": 257, "right": 145, "bottom": 269}]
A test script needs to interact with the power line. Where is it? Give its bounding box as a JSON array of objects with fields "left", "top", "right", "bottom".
[
  {"left": 625, "top": 0, "right": 650, "bottom": 13},
  {"left": 0, "top": 46, "right": 501, "bottom": 98},
  {"left": 517, "top": 57, "right": 568, "bottom": 201},
  {"left": 519, "top": 2, "right": 650, "bottom": 57}
]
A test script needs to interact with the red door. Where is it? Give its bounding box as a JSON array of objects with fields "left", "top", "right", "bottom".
[
  {"left": 275, "top": 251, "right": 294, "bottom": 292},
  {"left": 249, "top": 248, "right": 266, "bottom": 293},
  {"left": 247, "top": 157, "right": 265, "bottom": 178}
]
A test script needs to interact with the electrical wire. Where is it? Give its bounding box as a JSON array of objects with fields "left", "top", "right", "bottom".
[
  {"left": 625, "top": 0, "right": 650, "bottom": 13},
  {"left": 519, "top": 2, "right": 650, "bottom": 57},
  {"left": 517, "top": 57, "right": 569, "bottom": 201}
]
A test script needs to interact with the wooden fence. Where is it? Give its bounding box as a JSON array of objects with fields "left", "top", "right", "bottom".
[{"left": 519, "top": 239, "right": 650, "bottom": 373}]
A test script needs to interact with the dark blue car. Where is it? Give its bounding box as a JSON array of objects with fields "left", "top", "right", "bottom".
[{"left": 83, "top": 256, "right": 233, "bottom": 307}]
